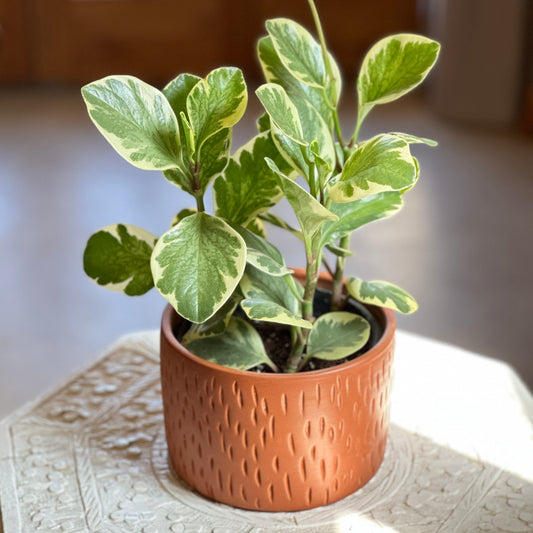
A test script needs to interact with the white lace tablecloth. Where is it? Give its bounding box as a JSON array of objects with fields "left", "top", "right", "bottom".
[{"left": 1, "top": 330, "right": 532, "bottom": 532}]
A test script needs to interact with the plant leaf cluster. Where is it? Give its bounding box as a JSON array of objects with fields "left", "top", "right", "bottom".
[{"left": 82, "top": 0, "right": 439, "bottom": 373}]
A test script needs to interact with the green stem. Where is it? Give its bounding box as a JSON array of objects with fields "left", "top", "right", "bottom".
[
  {"left": 331, "top": 235, "right": 349, "bottom": 310},
  {"left": 332, "top": 107, "right": 346, "bottom": 148},
  {"left": 353, "top": 104, "right": 371, "bottom": 145},
  {"left": 352, "top": 118, "right": 362, "bottom": 146},
  {"left": 308, "top": 0, "right": 347, "bottom": 150},
  {"left": 307, "top": 0, "right": 334, "bottom": 98},
  {"left": 284, "top": 248, "right": 321, "bottom": 373},
  {"left": 195, "top": 193, "right": 205, "bottom": 212},
  {"left": 285, "top": 342, "right": 305, "bottom": 373},
  {"left": 309, "top": 160, "right": 317, "bottom": 199}
]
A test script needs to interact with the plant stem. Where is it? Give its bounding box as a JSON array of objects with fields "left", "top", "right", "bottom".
[
  {"left": 331, "top": 235, "right": 349, "bottom": 310},
  {"left": 283, "top": 250, "right": 321, "bottom": 373},
  {"left": 195, "top": 193, "right": 205, "bottom": 212},
  {"left": 308, "top": 0, "right": 347, "bottom": 149},
  {"left": 332, "top": 107, "right": 346, "bottom": 148},
  {"left": 307, "top": 0, "right": 334, "bottom": 97}
]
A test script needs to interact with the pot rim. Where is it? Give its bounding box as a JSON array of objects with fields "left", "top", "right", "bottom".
[{"left": 161, "top": 297, "right": 395, "bottom": 381}]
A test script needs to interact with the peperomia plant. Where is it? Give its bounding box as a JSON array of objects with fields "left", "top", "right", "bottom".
[{"left": 82, "top": 0, "right": 439, "bottom": 373}]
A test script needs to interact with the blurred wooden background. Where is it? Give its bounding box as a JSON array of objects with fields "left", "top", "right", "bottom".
[{"left": 0, "top": 0, "right": 419, "bottom": 85}]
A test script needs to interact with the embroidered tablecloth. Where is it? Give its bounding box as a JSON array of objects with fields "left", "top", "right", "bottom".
[{"left": 1, "top": 331, "right": 532, "bottom": 532}]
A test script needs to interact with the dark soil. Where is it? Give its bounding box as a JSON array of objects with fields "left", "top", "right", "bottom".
[{"left": 174, "top": 288, "right": 383, "bottom": 373}]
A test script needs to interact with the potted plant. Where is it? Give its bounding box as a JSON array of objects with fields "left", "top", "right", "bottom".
[{"left": 81, "top": 0, "right": 439, "bottom": 512}]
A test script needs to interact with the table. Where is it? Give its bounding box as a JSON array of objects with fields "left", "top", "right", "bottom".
[{"left": 1, "top": 331, "right": 532, "bottom": 532}]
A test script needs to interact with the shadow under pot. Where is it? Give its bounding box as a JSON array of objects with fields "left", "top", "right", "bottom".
[{"left": 159, "top": 271, "right": 396, "bottom": 512}]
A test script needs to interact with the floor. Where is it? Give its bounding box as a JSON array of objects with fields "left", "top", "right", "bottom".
[{"left": 0, "top": 86, "right": 532, "bottom": 419}]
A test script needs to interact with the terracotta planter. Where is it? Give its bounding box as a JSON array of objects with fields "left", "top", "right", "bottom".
[{"left": 160, "top": 271, "right": 395, "bottom": 511}]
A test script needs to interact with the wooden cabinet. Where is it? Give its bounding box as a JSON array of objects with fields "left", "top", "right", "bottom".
[{"left": 0, "top": 0, "right": 418, "bottom": 84}]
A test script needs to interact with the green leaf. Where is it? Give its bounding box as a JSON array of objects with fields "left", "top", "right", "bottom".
[
  {"left": 258, "top": 212, "right": 303, "bottom": 241},
  {"left": 270, "top": 122, "right": 309, "bottom": 178},
  {"left": 346, "top": 277, "right": 418, "bottom": 314},
  {"left": 307, "top": 312, "right": 370, "bottom": 361},
  {"left": 402, "top": 155, "right": 420, "bottom": 195},
  {"left": 321, "top": 191, "right": 403, "bottom": 245},
  {"left": 182, "top": 294, "right": 240, "bottom": 343},
  {"left": 266, "top": 18, "right": 329, "bottom": 90},
  {"left": 256, "top": 83, "right": 306, "bottom": 145},
  {"left": 213, "top": 132, "right": 292, "bottom": 226},
  {"left": 245, "top": 218, "right": 267, "bottom": 238},
  {"left": 265, "top": 158, "right": 337, "bottom": 240},
  {"left": 83, "top": 224, "right": 157, "bottom": 296},
  {"left": 324, "top": 243, "right": 353, "bottom": 258},
  {"left": 235, "top": 225, "right": 286, "bottom": 266},
  {"left": 296, "top": 97, "right": 335, "bottom": 172},
  {"left": 163, "top": 72, "right": 233, "bottom": 194},
  {"left": 257, "top": 35, "right": 333, "bottom": 129},
  {"left": 179, "top": 111, "right": 196, "bottom": 157},
  {"left": 328, "top": 134, "right": 417, "bottom": 202},
  {"left": 185, "top": 317, "right": 275, "bottom": 371},
  {"left": 187, "top": 67, "right": 247, "bottom": 152},
  {"left": 163, "top": 166, "right": 193, "bottom": 193},
  {"left": 256, "top": 82, "right": 334, "bottom": 180},
  {"left": 247, "top": 250, "right": 293, "bottom": 277},
  {"left": 151, "top": 213, "right": 246, "bottom": 323},
  {"left": 170, "top": 208, "right": 196, "bottom": 227},
  {"left": 197, "top": 127, "right": 232, "bottom": 192},
  {"left": 81, "top": 76, "right": 183, "bottom": 171},
  {"left": 256, "top": 112, "right": 271, "bottom": 133},
  {"left": 240, "top": 267, "right": 311, "bottom": 329},
  {"left": 310, "top": 139, "right": 333, "bottom": 188},
  {"left": 358, "top": 34, "right": 440, "bottom": 120},
  {"left": 163, "top": 73, "right": 201, "bottom": 143},
  {"left": 390, "top": 132, "right": 438, "bottom": 147}
]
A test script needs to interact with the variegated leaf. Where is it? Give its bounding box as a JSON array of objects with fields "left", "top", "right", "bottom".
[
  {"left": 187, "top": 67, "right": 247, "bottom": 152},
  {"left": 265, "top": 158, "right": 337, "bottom": 240},
  {"left": 258, "top": 212, "right": 303, "bottom": 241},
  {"left": 297, "top": 97, "right": 335, "bottom": 171},
  {"left": 235, "top": 226, "right": 286, "bottom": 266},
  {"left": 310, "top": 139, "right": 333, "bottom": 188},
  {"left": 245, "top": 218, "right": 267, "bottom": 238},
  {"left": 197, "top": 127, "right": 232, "bottom": 191},
  {"left": 346, "top": 277, "right": 418, "bottom": 314},
  {"left": 328, "top": 134, "right": 417, "bottom": 202},
  {"left": 213, "top": 132, "right": 292, "bottom": 226},
  {"left": 402, "top": 156, "right": 420, "bottom": 195},
  {"left": 246, "top": 250, "right": 293, "bottom": 277},
  {"left": 307, "top": 312, "right": 370, "bottom": 361},
  {"left": 358, "top": 34, "right": 440, "bottom": 120},
  {"left": 81, "top": 76, "right": 183, "bottom": 171},
  {"left": 390, "top": 132, "right": 438, "bottom": 147},
  {"left": 265, "top": 18, "right": 341, "bottom": 98},
  {"left": 257, "top": 112, "right": 271, "bottom": 133},
  {"left": 185, "top": 317, "right": 275, "bottom": 371},
  {"left": 163, "top": 73, "right": 201, "bottom": 142},
  {"left": 163, "top": 166, "right": 193, "bottom": 193},
  {"left": 151, "top": 213, "right": 246, "bottom": 323},
  {"left": 83, "top": 224, "right": 157, "bottom": 296},
  {"left": 270, "top": 122, "right": 309, "bottom": 178},
  {"left": 182, "top": 294, "right": 240, "bottom": 343},
  {"left": 170, "top": 208, "right": 196, "bottom": 227},
  {"left": 179, "top": 111, "right": 196, "bottom": 156},
  {"left": 164, "top": 128, "right": 231, "bottom": 195},
  {"left": 256, "top": 83, "right": 306, "bottom": 145},
  {"left": 321, "top": 191, "right": 403, "bottom": 245},
  {"left": 257, "top": 35, "right": 333, "bottom": 129},
  {"left": 240, "top": 267, "right": 311, "bottom": 329}
]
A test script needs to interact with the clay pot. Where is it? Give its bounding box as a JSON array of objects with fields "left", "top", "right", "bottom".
[{"left": 160, "top": 271, "right": 395, "bottom": 511}]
